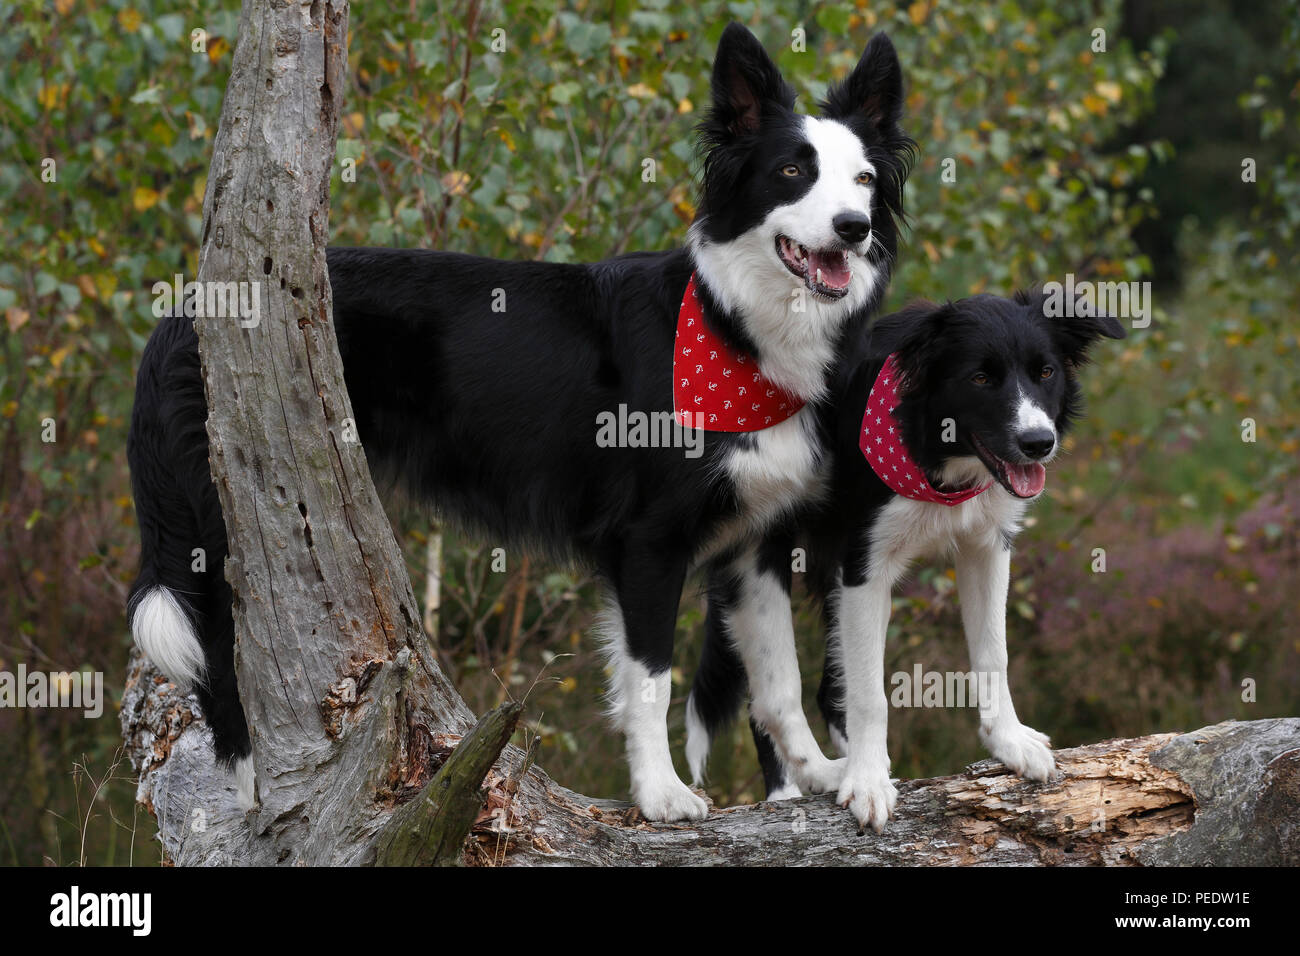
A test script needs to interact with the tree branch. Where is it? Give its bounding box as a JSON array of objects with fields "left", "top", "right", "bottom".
[{"left": 376, "top": 702, "right": 522, "bottom": 866}]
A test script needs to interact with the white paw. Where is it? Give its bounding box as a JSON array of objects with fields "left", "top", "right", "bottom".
[
  {"left": 632, "top": 775, "right": 709, "bottom": 822},
  {"left": 980, "top": 722, "right": 1055, "bottom": 782},
  {"left": 836, "top": 765, "right": 897, "bottom": 833},
  {"left": 793, "top": 754, "right": 846, "bottom": 794},
  {"left": 766, "top": 783, "right": 803, "bottom": 802}
]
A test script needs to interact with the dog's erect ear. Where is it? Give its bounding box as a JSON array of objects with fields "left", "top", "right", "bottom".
[
  {"left": 821, "top": 33, "right": 903, "bottom": 133},
  {"left": 1019, "top": 287, "right": 1127, "bottom": 365},
  {"left": 710, "top": 22, "right": 795, "bottom": 136},
  {"left": 889, "top": 300, "right": 954, "bottom": 397}
]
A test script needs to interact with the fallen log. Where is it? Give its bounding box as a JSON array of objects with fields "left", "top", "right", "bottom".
[{"left": 120, "top": 651, "right": 1298, "bottom": 866}]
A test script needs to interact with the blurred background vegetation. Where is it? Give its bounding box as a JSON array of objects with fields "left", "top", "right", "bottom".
[{"left": 1, "top": 0, "right": 1296, "bottom": 865}]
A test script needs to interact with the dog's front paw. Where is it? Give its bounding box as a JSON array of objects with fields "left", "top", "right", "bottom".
[
  {"left": 793, "top": 754, "right": 846, "bottom": 794},
  {"left": 836, "top": 766, "right": 897, "bottom": 833},
  {"left": 632, "top": 774, "right": 709, "bottom": 822},
  {"left": 980, "top": 722, "right": 1055, "bottom": 782}
]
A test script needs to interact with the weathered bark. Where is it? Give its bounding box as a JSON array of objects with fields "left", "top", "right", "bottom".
[{"left": 120, "top": 657, "right": 1298, "bottom": 866}]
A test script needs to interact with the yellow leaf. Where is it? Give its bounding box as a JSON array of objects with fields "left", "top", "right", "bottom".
[
  {"left": 208, "top": 36, "right": 229, "bottom": 63},
  {"left": 118, "top": 8, "right": 142, "bottom": 33},
  {"left": 625, "top": 82, "right": 656, "bottom": 99},
  {"left": 88, "top": 236, "right": 106, "bottom": 257},
  {"left": 133, "top": 186, "right": 161, "bottom": 212},
  {"left": 440, "top": 170, "right": 470, "bottom": 196},
  {"left": 6, "top": 308, "right": 29, "bottom": 333},
  {"left": 38, "top": 83, "right": 69, "bottom": 111},
  {"left": 78, "top": 275, "right": 97, "bottom": 300},
  {"left": 908, "top": 1, "right": 929, "bottom": 26},
  {"left": 1082, "top": 93, "right": 1108, "bottom": 116},
  {"left": 1095, "top": 81, "right": 1122, "bottom": 104},
  {"left": 2, "top": 401, "right": 16, "bottom": 419},
  {"left": 50, "top": 346, "right": 71, "bottom": 370},
  {"left": 677, "top": 97, "right": 693, "bottom": 114}
]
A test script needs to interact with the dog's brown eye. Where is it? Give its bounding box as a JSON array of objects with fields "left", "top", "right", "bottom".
[
  {"left": 1041, "top": 365, "right": 1054, "bottom": 380},
  {"left": 856, "top": 171, "right": 873, "bottom": 185},
  {"left": 971, "top": 372, "right": 989, "bottom": 386},
  {"left": 781, "top": 164, "right": 801, "bottom": 177}
]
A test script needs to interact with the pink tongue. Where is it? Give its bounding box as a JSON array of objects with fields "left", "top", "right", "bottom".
[
  {"left": 808, "top": 250, "right": 851, "bottom": 289},
  {"left": 1006, "top": 462, "right": 1047, "bottom": 497}
]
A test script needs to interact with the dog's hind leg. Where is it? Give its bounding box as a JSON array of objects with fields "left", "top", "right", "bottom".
[
  {"left": 725, "top": 542, "right": 844, "bottom": 796},
  {"left": 683, "top": 567, "right": 803, "bottom": 800},
  {"left": 599, "top": 543, "right": 707, "bottom": 822},
  {"left": 684, "top": 573, "right": 748, "bottom": 785},
  {"left": 816, "top": 587, "right": 848, "bottom": 757}
]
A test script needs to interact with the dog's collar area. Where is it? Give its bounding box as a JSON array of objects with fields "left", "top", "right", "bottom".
[
  {"left": 673, "top": 273, "right": 806, "bottom": 432},
  {"left": 859, "top": 353, "right": 992, "bottom": 506}
]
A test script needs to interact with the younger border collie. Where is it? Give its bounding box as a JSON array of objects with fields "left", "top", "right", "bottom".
[
  {"left": 126, "top": 23, "right": 914, "bottom": 821},
  {"left": 685, "top": 292, "right": 1125, "bottom": 829}
]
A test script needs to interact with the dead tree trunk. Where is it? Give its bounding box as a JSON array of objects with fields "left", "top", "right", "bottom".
[
  {"left": 178, "top": 0, "right": 479, "bottom": 865},
  {"left": 120, "top": 0, "right": 1300, "bottom": 867}
]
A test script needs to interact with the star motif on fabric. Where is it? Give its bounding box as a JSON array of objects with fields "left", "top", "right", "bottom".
[{"left": 859, "top": 353, "right": 992, "bottom": 507}]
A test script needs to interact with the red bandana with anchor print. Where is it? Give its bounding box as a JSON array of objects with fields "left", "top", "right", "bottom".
[
  {"left": 673, "top": 274, "right": 805, "bottom": 432},
  {"left": 860, "top": 353, "right": 992, "bottom": 506}
]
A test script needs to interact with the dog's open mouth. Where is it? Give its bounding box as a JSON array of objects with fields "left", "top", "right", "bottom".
[
  {"left": 971, "top": 434, "right": 1047, "bottom": 499},
  {"left": 776, "top": 235, "right": 852, "bottom": 299}
]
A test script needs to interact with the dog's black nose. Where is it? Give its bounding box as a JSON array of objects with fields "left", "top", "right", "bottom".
[
  {"left": 1017, "top": 429, "right": 1056, "bottom": 460},
  {"left": 832, "top": 212, "right": 871, "bottom": 245}
]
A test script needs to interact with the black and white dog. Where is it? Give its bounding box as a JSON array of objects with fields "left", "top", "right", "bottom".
[
  {"left": 125, "top": 23, "right": 914, "bottom": 821},
  {"left": 685, "top": 292, "right": 1125, "bottom": 829}
]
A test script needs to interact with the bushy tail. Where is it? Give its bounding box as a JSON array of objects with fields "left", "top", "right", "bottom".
[
  {"left": 684, "top": 573, "right": 749, "bottom": 784},
  {"left": 126, "top": 315, "right": 249, "bottom": 770}
]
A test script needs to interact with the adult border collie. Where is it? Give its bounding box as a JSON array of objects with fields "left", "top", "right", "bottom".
[
  {"left": 126, "top": 23, "right": 915, "bottom": 821},
  {"left": 685, "top": 292, "right": 1124, "bottom": 829}
]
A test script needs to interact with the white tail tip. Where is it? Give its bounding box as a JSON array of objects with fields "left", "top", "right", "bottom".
[
  {"left": 130, "top": 586, "right": 205, "bottom": 691},
  {"left": 684, "top": 694, "right": 710, "bottom": 786},
  {"left": 233, "top": 755, "right": 256, "bottom": 810}
]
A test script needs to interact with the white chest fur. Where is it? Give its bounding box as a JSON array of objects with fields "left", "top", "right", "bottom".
[
  {"left": 866, "top": 486, "right": 1029, "bottom": 583},
  {"left": 697, "top": 409, "right": 826, "bottom": 562}
]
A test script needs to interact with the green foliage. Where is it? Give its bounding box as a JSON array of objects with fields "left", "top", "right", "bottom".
[{"left": 0, "top": 0, "right": 1295, "bottom": 859}]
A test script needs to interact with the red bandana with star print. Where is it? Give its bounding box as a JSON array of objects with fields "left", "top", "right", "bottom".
[
  {"left": 860, "top": 353, "right": 992, "bottom": 506},
  {"left": 676, "top": 270, "right": 806, "bottom": 431},
  {"left": 673, "top": 274, "right": 806, "bottom": 432}
]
